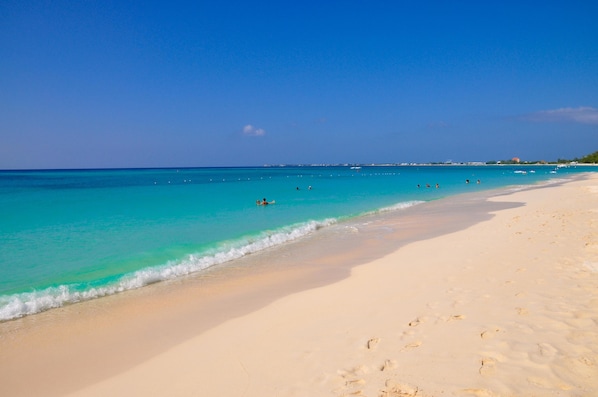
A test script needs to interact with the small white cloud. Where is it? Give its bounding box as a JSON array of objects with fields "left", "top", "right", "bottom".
[
  {"left": 242, "top": 124, "right": 266, "bottom": 136},
  {"left": 523, "top": 106, "right": 598, "bottom": 125}
]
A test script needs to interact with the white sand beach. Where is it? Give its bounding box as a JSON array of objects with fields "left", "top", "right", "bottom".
[{"left": 1, "top": 174, "right": 597, "bottom": 397}]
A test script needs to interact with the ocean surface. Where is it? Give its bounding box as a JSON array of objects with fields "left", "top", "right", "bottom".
[{"left": 0, "top": 164, "right": 593, "bottom": 321}]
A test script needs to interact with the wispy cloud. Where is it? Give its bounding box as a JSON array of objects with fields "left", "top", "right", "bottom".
[
  {"left": 242, "top": 124, "right": 266, "bottom": 136},
  {"left": 522, "top": 106, "right": 598, "bottom": 125}
]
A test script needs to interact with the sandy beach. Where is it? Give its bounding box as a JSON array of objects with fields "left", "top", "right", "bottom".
[{"left": 1, "top": 174, "right": 597, "bottom": 397}]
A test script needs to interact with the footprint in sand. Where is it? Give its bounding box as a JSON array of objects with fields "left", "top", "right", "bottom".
[
  {"left": 529, "top": 342, "right": 558, "bottom": 363},
  {"left": 380, "top": 380, "right": 419, "bottom": 397},
  {"left": 447, "top": 314, "right": 466, "bottom": 321},
  {"left": 336, "top": 366, "right": 369, "bottom": 395},
  {"left": 380, "top": 359, "right": 397, "bottom": 372},
  {"left": 367, "top": 337, "right": 380, "bottom": 350},
  {"left": 585, "top": 242, "right": 598, "bottom": 254},
  {"left": 401, "top": 341, "right": 422, "bottom": 351},
  {"left": 480, "top": 329, "right": 500, "bottom": 339},
  {"left": 340, "top": 365, "right": 370, "bottom": 376},
  {"left": 479, "top": 357, "right": 496, "bottom": 376},
  {"left": 516, "top": 307, "right": 529, "bottom": 315},
  {"left": 345, "top": 378, "right": 366, "bottom": 387},
  {"left": 579, "top": 355, "right": 595, "bottom": 366},
  {"left": 408, "top": 317, "right": 422, "bottom": 327}
]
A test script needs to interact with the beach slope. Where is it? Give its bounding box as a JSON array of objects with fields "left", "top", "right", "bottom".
[{"left": 2, "top": 175, "right": 597, "bottom": 396}]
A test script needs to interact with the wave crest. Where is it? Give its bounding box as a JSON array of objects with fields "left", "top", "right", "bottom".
[{"left": 0, "top": 218, "right": 336, "bottom": 322}]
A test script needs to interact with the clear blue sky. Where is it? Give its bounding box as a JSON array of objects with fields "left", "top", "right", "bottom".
[{"left": 1, "top": 1, "right": 597, "bottom": 169}]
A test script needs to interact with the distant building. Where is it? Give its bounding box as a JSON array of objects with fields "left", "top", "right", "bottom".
[{"left": 512, "top": 157, "right": 521, "bottom": 163}]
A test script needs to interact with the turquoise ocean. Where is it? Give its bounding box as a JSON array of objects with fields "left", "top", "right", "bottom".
[{"left": 0, "top": 165, "right": 593, "bottom": 321}]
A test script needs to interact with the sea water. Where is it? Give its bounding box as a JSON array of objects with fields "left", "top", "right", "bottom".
[{"left": 0, "top": 165, "right": 592, "bottom": 321}]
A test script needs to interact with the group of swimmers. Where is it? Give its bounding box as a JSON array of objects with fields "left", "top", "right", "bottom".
[
  {"left": 417, "top": 179, "right": 481, "bottom": 189},
  {"left": 258, "top": 185, "right": 316, "bottom": 205}
]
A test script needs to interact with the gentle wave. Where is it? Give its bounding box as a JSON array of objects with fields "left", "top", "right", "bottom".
[
  {"left": 375, "top": 200, "right": 425, "bottom": 214},
  {"left": 0, "top": 200, "right": 424, "bottom": 322},
  {"left": 0, "top": 218, "right": 337, "bottom": 321}
]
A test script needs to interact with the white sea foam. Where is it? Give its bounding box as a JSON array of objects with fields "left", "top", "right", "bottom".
[
  {"left": 353, "top": 200, "right": 425, "bottom": 218},
  {"left": 0, "top": 218, "right": 337, "bottom": 322},
  {"left": 376, "top": 200, "right": 425, "bottom": 213}
]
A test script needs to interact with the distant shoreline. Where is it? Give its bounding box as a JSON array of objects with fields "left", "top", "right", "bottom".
[{"left": 1, "top": 162, "right": 596, "bottom": 172}]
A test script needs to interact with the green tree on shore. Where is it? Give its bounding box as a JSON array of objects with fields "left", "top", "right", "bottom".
[{"left": 579, "top": 151, "right": 598, "bottom": 163}]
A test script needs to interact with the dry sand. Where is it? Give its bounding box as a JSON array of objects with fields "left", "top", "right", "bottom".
[{"left": 1, "top": 174, "right": 597, "bottom": 397}]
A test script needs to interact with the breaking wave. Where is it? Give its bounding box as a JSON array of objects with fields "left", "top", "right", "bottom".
[
  {"left": 0, "top": 199, "right": 423, "bottom": 322},
  {"left": 0, "top": 218, "right": 337, "bottom": 321}
]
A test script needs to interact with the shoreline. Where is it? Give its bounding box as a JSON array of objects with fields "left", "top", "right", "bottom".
[
  {"left": 1, "top": 165, "right": 593, "bottom": 323},
  {"left": 1, "top": 174, "right": 597, "bottom": 396}
]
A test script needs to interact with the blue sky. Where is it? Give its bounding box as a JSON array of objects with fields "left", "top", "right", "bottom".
[{"left": 1, "top": 1, "right": 597, "bottom": 169}]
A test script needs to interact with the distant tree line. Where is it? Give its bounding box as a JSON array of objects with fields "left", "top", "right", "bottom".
[
  {"left": 485, "top": 150, "right": 598, "bottom": 165},
  {"left": 576, "top": 150, "right": 598, "bottom": 163}
]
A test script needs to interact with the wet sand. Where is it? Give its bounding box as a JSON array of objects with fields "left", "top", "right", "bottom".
[{"left": 1, "top": 174, "right": 597, "bottom": 396}]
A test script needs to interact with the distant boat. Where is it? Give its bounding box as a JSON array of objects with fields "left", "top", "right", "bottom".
[
  {"left": 350, "top": 166, "right": 362, "bottom": 170},
  {"left": 514, "top": 170, "right": 527, "bottom": 174}
]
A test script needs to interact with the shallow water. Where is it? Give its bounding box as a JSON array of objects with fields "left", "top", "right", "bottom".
[{"left": 0, "top": 164, "right": 592, "bottom": 320}]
